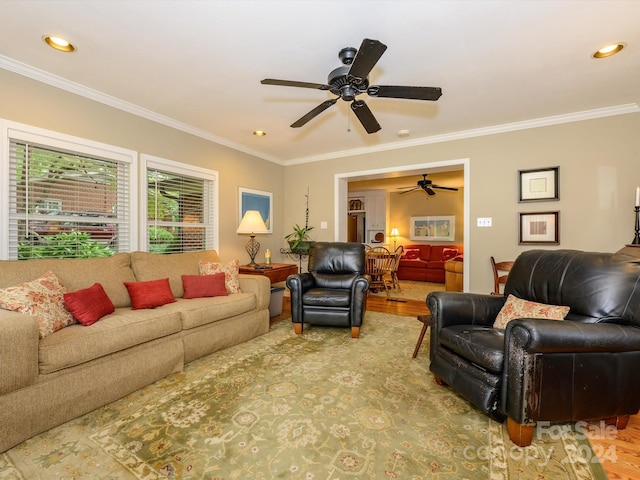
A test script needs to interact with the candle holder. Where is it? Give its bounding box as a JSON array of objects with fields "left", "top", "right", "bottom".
[{"left": 633, "top": 206, "right": 640, "bottom": 245}]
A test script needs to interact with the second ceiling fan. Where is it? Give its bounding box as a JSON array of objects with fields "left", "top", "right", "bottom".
[
  {"left": 261, "top": 38, "right": 442, "bottom": 134},
  {"left": 397, "top": 173, "right": 459, "bottom": 196}
]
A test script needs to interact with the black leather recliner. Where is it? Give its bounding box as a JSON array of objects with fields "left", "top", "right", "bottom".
[
  {"left": 428, "top": 249, "right": 640, "bottom": 446},
  {"left": 286, "top": 242, "right": 369, "bottom": 338}
]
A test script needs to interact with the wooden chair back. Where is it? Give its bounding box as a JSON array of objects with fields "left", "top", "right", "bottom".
[{"left": 490, "top": 256, "right": 514, "bottom": 295}]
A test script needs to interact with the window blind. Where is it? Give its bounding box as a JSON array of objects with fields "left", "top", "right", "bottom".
[
  {"left": 147, "top": 167, "right": 215, "bottom": 253},
  {"left": 8, "top": 139, "right": 130, "bottom": 259}
]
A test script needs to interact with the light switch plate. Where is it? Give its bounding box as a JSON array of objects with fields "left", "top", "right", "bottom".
[
  {"left": 477, "top": 217, "right": 492, "bottom": 227},
  {"left": 320, "top": 221, "right": 328, "bottom": 229}
]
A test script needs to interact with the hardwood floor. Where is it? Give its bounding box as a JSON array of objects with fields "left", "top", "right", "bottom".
[{"left": 274, "top": 293, "right": 640, "bottom": 479}]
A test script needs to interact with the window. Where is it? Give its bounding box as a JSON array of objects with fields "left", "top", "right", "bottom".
[
  {"left": 143, "top": 155, "right": 217, "bottom": 254},
  {"left": 2, "top": 122, "right": 136, "bottom": 260}
]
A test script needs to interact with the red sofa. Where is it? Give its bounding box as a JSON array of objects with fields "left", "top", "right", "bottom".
[{"left": 397, "top": 244, "right": 463, "bottom": 283}]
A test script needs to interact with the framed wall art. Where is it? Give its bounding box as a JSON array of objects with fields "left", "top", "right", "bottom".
[
  {"left": 519, "top": 211, "right": 559, "bottom": 245},
  {"left": 410, "top": 216, "right": 455, "bottom": 242},
  {"left": 238, "top": 187, "right": 273, "bottom": 233},
  {"left": 518, "top": 167, "right": 559, "bottom": 202}
]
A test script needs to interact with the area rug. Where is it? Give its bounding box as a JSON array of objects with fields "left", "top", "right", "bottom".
[
  {"left": 368, "top": 280, "right": 445, "bottom": 302},
  {"left": 0, "top": 312, "right": 607, "bottom": 479}
]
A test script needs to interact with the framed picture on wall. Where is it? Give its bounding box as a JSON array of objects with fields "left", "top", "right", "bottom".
[
  {"left": 518, "top": 167, "right": 559, "bottom": 202},
  {"left": 518, "top": 211, "right": 559, "bottom": 245},
  {"left": 410, "top": 216, "right": 455, "bottom": 241},
  {"left": 238, "top": 187, "right": 273, "bottom": 233}
]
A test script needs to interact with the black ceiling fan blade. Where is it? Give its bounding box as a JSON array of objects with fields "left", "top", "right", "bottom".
[
  {"left": 425, "top": 187, "right": 436, "bottom": 196},
  {"left": 367, "top": 85, "right": 443, "bottom": 101},
  {"left": 350, "top": 100, "right": 381, "bottom": 134},
  {"left": 261, "top": 78, "right": 331, "bottom": 90},
  {"left": 432, "top": 185, "right": 459, "bottom": 191},
  {"left": 347, "top": 38, "right": 387, "bottom": 85},
  {"left": 399, "top": 187, "right": 419, "bottom": 195},
  {"left": 291, "top": 98, "right": 338, "bottom": 128}
]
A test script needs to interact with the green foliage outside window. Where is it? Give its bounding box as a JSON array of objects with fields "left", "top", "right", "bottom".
[{"left": 18, "top": 231, "right": 115, "bottom": 260}]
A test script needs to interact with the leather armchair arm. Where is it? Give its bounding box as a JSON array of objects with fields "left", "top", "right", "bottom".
[
  {"left": 506, "top": 318, "right": 640, "bottom": 354},
  {"left": 504, "top": 320, "right": 640, "bottom": 423},
  {"left": 349, "top": 275, "right": 370, "bottom": 327},
  {"left": 285, "top": 273, "right": 316, "bottom": 323},
  {"left": 428, "top": 291, "right": 505, "bottom": 329}
]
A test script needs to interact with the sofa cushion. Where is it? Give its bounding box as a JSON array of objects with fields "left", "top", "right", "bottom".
[
  {"left": 130, "top": 250, "right": 222, "bottom": 298},
  {"left": 38, "top": 307, "right": 182, "bottom": 374},
  {"left": 182, "top": 273, "right": 228, "bottom": 299},
  {"left": 0, "top": 271, "right": 75, "bottom": 339},
  {"left": 64, "top": 283, "right": 115, "bottom": 326},
  {"left": 493, "top": 294, "right": 569, "bottom": 329},
  {"left": 124, "top": 278, "right": 177, "bottom": 310},
  {"left": 199, "top": 260, "right": 241, "bottom": 294},
  {"left": 173, "top": 294, "right": 257, "bottom": 330},
  {"left": 0, "top": 253, "right": 136, "bottom": 308},
  {"left": 439, "top": 325, "right": 505, "bottom": 374}
]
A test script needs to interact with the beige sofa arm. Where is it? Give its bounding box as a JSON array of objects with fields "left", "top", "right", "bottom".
[
  {"left": 0, "top": 310, "right": 39, "bottom": 395},
  {"left": 238, "top": 274, "right": 271, "bottom": 311}
]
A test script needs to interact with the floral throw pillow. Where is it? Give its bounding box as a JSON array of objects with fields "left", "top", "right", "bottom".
[
  {"left": 0, "top": 271, "right": 75, "bottom": 338},
  {"left": 441, "top": 248, "right": 459, "bottom": 261},
  {"left": 493, "top": 294, "right": 570, "bottom": 329},
  {"left": 199, "top": 260, "right": 242, "bottom": 294},
  {"left": 404, "top": 249, "right": 421, "bottom": 260}
]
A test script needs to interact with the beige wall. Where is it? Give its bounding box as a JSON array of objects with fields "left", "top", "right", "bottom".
[
  {"left": 284, "top": 113, "right": 640, "bottom": 293},
  {"left": 0, "top": 69, "right": 285, "bottom": 264},
  {"left": 3, "top": 68, "right": 639, "bottom": 293}
]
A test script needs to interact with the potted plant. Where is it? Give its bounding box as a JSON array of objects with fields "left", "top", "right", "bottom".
[{"left": 285, "top": 224, "right": 314, "bottom": 254}]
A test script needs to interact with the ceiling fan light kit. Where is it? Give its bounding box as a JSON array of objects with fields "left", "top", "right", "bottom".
[{"left": 261, "top": 38, "right": 442, "bottom": 134}]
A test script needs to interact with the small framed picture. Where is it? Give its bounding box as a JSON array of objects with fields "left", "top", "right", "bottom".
[
  {"left": 519, "top": 211, "right": 559, "bottom": 245},
  {"left": 410, "top": 216, "right": 455, "bottom": 242},
  {"left": 518, "top": 167, "right": 559, "bottom": 202}
]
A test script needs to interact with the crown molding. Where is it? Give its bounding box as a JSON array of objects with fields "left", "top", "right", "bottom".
[
  {"left": 283, "top": 103, "right": 640, "bottom": 165},
  {"left": 0, "top": 55, "right": 284, "bottom": 165},
  {"left": 2, "top": 55, "right": 637, "bottom": 168}
]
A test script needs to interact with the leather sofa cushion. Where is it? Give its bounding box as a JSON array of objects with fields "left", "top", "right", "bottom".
[
  {"left": 303, "top": 288, "right": 351, "bottom": 307},
  {"left": 439, "top": 325, "right": 505, "bottom": 373}
]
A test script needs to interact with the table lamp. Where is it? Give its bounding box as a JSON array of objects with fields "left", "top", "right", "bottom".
[
  {"left": 237, "top": 210, "right": 268, "bottom": 267},
  {"left": 390, "top": 227, "right": 399, "bottom": 250}
]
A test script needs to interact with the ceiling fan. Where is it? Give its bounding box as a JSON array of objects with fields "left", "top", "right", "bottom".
[
  {"left": 397, "top": 173, "right": 459, "bottom": 196},
  {"left": 261, "top": 38, "right": 442, "bottom": 134}
]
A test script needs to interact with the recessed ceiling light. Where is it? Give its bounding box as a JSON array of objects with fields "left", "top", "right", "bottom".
[
  {"left": 43, "top": 35, "right": 76, "bottom": 53},
  {"left": 592, "top": 42, "right": 625, "bottom": 58},
  {"left": 253, "top": 130, "right": 267, "bottom": 137},
  {"left": 397, "top": 129, "right": 410, "bottom": 137}
]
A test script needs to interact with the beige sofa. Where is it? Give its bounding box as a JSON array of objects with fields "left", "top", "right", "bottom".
[{"left": 0, "top": 250, "right": 271, "bottom": 453}]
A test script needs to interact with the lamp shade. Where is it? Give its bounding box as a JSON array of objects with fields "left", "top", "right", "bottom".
[
  {"left": 237, "top": 210, "right": 268, "bottom": 234},
  {"left": 390, "top": 227, "right": 399, "bottom": 236}
]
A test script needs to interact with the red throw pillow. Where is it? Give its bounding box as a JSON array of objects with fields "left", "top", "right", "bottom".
[
  {"left": 182, "top": 273, "right": 228, "bottom": 299},
  {"left": 64, "top": 283, "right": 115, "bottom": 326},
  {"left": 124, "top": 278, "right": 176, "bottom": 310},
  {"left": 404, "top": 249, "right": 421, "bottom": 260},
  {"left": 442, "top": 248, "right": 459, "bottom": 261}
]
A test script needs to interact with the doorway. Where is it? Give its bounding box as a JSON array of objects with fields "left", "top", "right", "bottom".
[{"left": 334, "top": 158, "right": 470, "bottom": 291}]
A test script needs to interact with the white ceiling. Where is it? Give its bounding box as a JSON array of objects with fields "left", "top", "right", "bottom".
[{"left": 0, "top": 0, "right": 639, "bottom": 166}]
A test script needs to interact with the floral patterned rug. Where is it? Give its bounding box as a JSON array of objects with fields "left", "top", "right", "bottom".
[{"left": 1, "top": 312, "right": 606, "bottom": 479}]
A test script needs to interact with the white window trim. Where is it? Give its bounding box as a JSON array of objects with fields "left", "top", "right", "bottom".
[
  {"left": 0, "top": 119, "right": 139, "bottom": 259},
  {"left": 140, "top": 153, "right": 219, "bottom": 253}
]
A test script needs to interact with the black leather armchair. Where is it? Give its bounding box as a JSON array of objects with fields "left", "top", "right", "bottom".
[
  {"left": 428, "top": 249, "right": 640, "bottom": 446},
  {"left": 286, "top": 242, "right": 369, "bottom": 338}
]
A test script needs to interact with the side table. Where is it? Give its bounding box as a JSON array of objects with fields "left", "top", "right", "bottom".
[{"left": 239, "top": 263, "right": 298, "bottom": 284}]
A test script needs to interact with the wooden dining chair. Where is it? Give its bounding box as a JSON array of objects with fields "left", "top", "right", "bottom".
[
  {"left": 387, "top": 245, "right": 404, "bottom": 291},
  {"left": 490, "top": 256, "right": 514, "bottom": 295},
  {"left": 366, "top": 246, "right": 393, "bottom": 297}
]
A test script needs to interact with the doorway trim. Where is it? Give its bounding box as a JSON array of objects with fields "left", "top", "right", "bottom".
[{"left": 334, "top": 157, "right": 470, "bottom": 291}]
